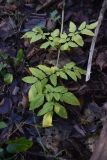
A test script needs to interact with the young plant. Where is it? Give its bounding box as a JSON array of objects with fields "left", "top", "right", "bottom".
[
  {"left": 14, "top": 48, "right": 24, "bottom": 67},
  {"left": 22, "top": 21, "right": 97, "bottom": 127},
  {"left": 22, "top": 62, "right": 85, "bottom": 127},
  {"left": 0, "top": 137, "right": 33, "bottom": 159},
  {"left": 0, "top": 49, "right": 24, "bottom": 84},
  {"left": 0, "top": 52, "right": 13, "bottom": 84},
  {"left": 6, "top": 137, "right": 33, "bottom": 154},
  {"left": 50, "top": 10, "right": 60, "bottom": 22},
  {"left": 22, "top": 21, "right": 98, "bottom": 50}
]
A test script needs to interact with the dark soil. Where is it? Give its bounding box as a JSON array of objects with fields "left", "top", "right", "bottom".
[{"left": 0, "top": 0, "right": 107, "bottom": 159}]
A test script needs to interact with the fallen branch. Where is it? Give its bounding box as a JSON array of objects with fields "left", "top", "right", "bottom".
[{"left": 85, "top": 0, "right": 107, "bottom": 82}]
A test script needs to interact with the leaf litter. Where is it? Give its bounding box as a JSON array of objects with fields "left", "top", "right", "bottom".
[{"left": 0, "top": 0, "right": 107, "bottom": 160}]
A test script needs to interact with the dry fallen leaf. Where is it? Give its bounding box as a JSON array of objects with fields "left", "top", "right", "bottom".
[
  {"left": 0, "top": 17, "right": 16, "bottom": 40},
  {"left": 96, "top": 50, "right": 107, "bottom": 70}
]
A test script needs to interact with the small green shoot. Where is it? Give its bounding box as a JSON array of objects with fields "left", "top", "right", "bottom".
[{"left": 0, "top": 52, "right": 13, "bottom": 84}]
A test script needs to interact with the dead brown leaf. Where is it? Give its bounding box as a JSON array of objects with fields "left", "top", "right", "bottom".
[{"left": 96, "top": 50, "right": 107, "bottom": 70}]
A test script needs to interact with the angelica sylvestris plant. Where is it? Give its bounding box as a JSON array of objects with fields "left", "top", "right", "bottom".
[
  {"left": 22, "top": 21, "right": 97, "bottom": 127},
  {"left": 22, "top": 21, "right": 98, "bottom": 50}
]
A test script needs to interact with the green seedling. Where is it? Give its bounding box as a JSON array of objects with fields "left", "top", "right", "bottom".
[
  {"left": 0, "top": 52, "right": 13, "bottom": 84},
  {"left": 22, "top": 21, "right": 97, "bottom": 127}
]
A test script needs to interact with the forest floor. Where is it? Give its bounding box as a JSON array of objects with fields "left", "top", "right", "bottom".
[{"left": 0, "top": 0, "right": 107, "bottom": 160}]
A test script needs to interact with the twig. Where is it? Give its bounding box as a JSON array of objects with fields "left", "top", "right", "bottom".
[
  {"left": 56, "top": 0, "right": 65, "bottom": 67},
  {"left": 85, "top": 0, "right": 107, "bottom": 82},
  {"left": 33, "top": 113, "right": 47, "bottom": 152},
  {"left": 36, "top": 0, "right": 58, "bottom": 12},
  {"left": 8, "top": 121, "right": 25, "bottom": 138}
]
